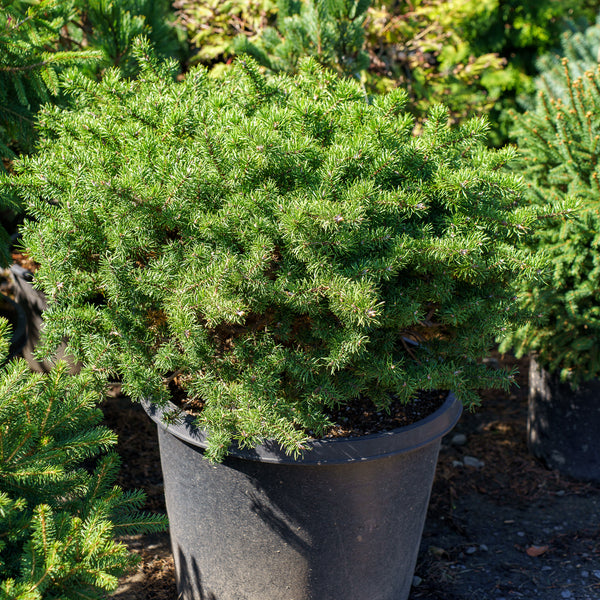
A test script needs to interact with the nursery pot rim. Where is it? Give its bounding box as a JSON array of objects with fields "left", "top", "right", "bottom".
[{"left": 142, "top": 392, "right": 462, "bottom": 465}]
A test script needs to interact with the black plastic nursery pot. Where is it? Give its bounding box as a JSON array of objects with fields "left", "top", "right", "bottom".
[
  {"left": 10, "top": 264, "right": 51, "bottom": 371},
  {"left": 528, "top": 357, "right": 600, "bottom": 482},
  {"left": 143, "top": 393, "right": 462, "bottom": 600},
  {"left": 0, "top": 292, "right": 27, "bottom": 359},
  {"left": 10, "top": 264, "right": 80, "bottom": 373}
]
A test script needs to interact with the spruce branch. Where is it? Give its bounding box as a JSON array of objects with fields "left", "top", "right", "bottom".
[{"left": 0, "top": 320, "right": 167, "bottom": 597}]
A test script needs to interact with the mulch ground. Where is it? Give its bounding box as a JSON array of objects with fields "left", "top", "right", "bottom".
[{"left": 104, "top": 353, "right": 600, "bottom": 600}]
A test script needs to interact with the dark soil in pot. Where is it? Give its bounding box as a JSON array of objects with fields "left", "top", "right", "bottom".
[{"left": 104, "top": 352, "right": 600, "bottom": 600}]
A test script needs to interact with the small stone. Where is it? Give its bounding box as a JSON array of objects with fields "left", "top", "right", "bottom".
[
  {"left": 593, "top": 570, "right": 600, "bottom": 580},
  {"left": 480, "top": 544, "right": 489, "bottom": 552},
  {"left": 428, "top": 546, "right": 446, "bottom": 557},
  {"left": 561, "top": 591, "right": 573, "bottom": 599},
  {"left": 452, "top": 460, "right": 464, "bottom": 468},
  {"left": 541, "top": 566, "right": 553, "bottom": 571},
  {"left": 517, "top": 531, "right": 525, "bottom": 537},
  {"left": 463, "top": 456, "right": 484, "bottom": 468},
  {"left": 412, "top": 576, "right": 422, "bottom": 587},
  {"left": 466, "top": 546, "right": 477, "bottom": 555},
  {"left": 451, "top": 433, "right": 467, "bottom": 446},
  {"left": 581, "top": 570, "right": 589, "bottom": 578}
]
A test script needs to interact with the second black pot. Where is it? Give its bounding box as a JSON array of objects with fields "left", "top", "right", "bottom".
[
  {"left": 528, "top": 356, "right": 600, "bottom": 482},
  {"left": 0, "top": 292, "right": 27, "bottom": 359}
]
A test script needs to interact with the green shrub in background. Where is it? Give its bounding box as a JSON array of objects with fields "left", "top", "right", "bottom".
[
  {"left": 365, "top": 0, "right": 600, "bottom": 145},
  {"left": 69, "top": 0, "right": 187, "bottom": 78},
  {"left": 0, "top": 319, "right": 167, "bottom": 599},
  {"left": 453, "top": 0, "right": 599, "bottom": 143},
  {"left": 365, "top": 0, "right": 506, "bottom": 136},
  {"left": 500, "top": 28, "right": 600, "bottom": 383},
  {"left": 233, "top": 0, "right": 371, "bottom": 80},
  {"left": 1, "top": 0, "right": 185, "bottom": 165},
  {"left": 174, "top": 0, "right": 276, "bottom": 70},
  {"left": 177, "top": 0, "right": 600, "bottom": 145}
]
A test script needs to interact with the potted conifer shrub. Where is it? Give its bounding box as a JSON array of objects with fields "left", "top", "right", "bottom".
[
  {"left": 501, "top": 38, "right": 600, "bottom": 482},
  {"left": 3, "top": 40, "right": 555, "bottom": 600}
]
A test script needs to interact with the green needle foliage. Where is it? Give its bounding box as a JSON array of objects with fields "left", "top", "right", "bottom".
[
  {"left": 1, "top": 0, "right": 185, "bottom": 164},
  {"left": 0, "top": 0, "right": 100, "bottom": 162},
  {"left": 501, "top": 30, "right": 600, "bottom": 384},
  {"left": 0, "top": 319, "right": 167, "bottom": 599},
  {"left": 1, "top": 0, "right": 185, "bottom": 265},
  {"left": 233, "top": 0, "right": 370, "bottom": 80},
  {"left": 72, "top": 0, "right": 187, "bottom": 78},
  {"left": 4, "top": 40, "right": 560, "bottom": 461}
]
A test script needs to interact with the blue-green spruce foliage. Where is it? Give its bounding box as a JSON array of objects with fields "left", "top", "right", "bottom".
[{"left": 531, "top": 15, "right": 600, "bottom": 104}]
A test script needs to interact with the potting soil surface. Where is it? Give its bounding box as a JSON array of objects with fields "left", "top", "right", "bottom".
[{"left": 105, "top": 353, "right": 600, "bottom": 600}]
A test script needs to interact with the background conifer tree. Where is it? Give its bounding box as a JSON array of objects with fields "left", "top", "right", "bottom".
[
  {"left": 501, "top": 34, "right": 600, "bottom": 383},
  {"left": 0, "top": 0, "right": 100, "bottom": 164},
  {"left": 1, "top": 0, "right": 185, "bottom": 166},
  {"left": 529, "top": 15, "right": 600, "bottom": 105},
  {"left": 0, "top": 318, "right": 167, "bottom": 599},
  {"left": 71, "top": 0, "right": 187, "bottom": 78}
]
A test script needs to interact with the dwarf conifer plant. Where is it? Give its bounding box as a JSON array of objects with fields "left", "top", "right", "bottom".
[
  {"left": 500, "top": 48, "right": 600, "bottom": 383},
  {"left": 0, "top": 319, "right": 167, "bottom": 599},
  {"left": 4, "top": 40, "right": 557, "bottom": 461}
]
